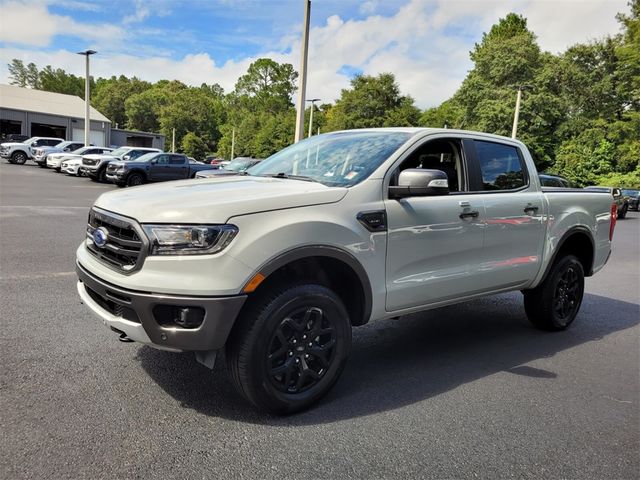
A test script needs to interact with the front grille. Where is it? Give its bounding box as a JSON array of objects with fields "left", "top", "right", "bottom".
[
  {"left": 86, "top": 208, "right": 147, "bottom": 273},
  {"left": 82, "top": 156, "right": 98, "bottom": 166}
]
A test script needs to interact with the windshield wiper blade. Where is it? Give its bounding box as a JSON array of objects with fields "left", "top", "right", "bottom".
[{"left": 262, "top": 172, "right": 318, "bottom": 182}]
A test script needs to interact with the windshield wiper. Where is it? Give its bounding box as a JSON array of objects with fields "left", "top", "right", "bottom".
[{"left": 260, "top": 172, "right": 318, "bottom": 182}]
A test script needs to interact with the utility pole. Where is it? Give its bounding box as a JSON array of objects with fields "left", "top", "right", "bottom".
[
  {"left": 511, "top": 85, "right": 531, "bottom": 139},
  {"left": 77, "top": 50, "right": 96, "bottom": 146},
  {"left": 231, "top": 128, "right": 235, "bottom": 160},
  {"left": 171, "top": 128, "right": 176, "bottom": 152},
  {"left": 306, "top": 98, "right": 320, "bottom": 138},
  {"left": 294, "top": 0, "right": 311, "bottom": 143}
]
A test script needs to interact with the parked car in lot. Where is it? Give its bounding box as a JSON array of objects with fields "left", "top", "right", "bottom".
[
  {"left": 105, "top": 152, "right": 213, "bottom": 187},
  {"left": 81, "top": 146, "right": 162, "bottom": 182},
  {"left": 584, "top": 186, "right": 628, "bottom": 218},
  {"left": 34, "top": 140, "right": 85, "bottom": 167},
  {"left": 55, "top": 146, "right": 114, "bottom": 175},
  {"left": 539, "top": 173, "right": 572, "bottom": 188},
  {"left": 195, "top": 157, "right": 262, "bottom": 178},
  {"left": 77, "top": 128, "right": 616, "bottom": 414},
  {"left": 205, "top": 155, "right": 226, "bottom": 166},
  {"left": 0, "top": 136, "right": 64, "bottom": 164},
  {"left": 47, "top": 146, "right": 113, "bottom": 171},
  {"left": 622, "top": 189, "right": 639, "bottom": 211}
]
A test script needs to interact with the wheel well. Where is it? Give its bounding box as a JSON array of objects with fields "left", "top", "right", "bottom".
[
  {"left": 248, "top": 256, "right": 369, "bottom": 326},
  {"left": 128, "top": 169, "right": 146, "bottom": 179},
  {"left": 556, "top": 232, "right": 594, "bottom": 276}
]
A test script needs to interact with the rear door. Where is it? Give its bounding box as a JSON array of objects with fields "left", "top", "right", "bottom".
[
  {"left": 467, "top": 139, "right": 545, "bottom": 289},
  {"left": 384, "top": 135, "right": 487, "bottom": 311}
]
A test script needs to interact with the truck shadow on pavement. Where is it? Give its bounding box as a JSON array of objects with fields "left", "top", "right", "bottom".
[{"left": 136, "top": 292, "right": 638, "bottom": 425}]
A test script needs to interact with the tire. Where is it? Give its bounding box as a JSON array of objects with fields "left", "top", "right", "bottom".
[
  {"left": 524, "top": 255, "right": 585, "bottom": 331},
  {"left": 97, "top": 167, "right": 108, "bottom": 183},
  {"left": 125, "top": 172, "right": 145, "bottom": 187},
  {"left": 618, "top": 204, "right": 627, "bottom": 219},
  {"left": 226, "top": 284, "right": 352, "bottom": 414},
  {"left": 38, "top": 162, "right": 47, "bottom": 168},
  {"left": 11, "top": 151, "right": 27, "bottom": 165}
]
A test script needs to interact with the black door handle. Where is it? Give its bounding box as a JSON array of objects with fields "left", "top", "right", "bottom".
[
  {"left": 459, "top": 211, "right": 479, "bottom": 219},
  {"left": 524, "top": 205, "right": 539, "bottom": 213}
]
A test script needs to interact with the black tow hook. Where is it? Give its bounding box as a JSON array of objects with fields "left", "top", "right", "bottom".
[{"left": 110, "top": 326, "right": 134, "bottom": 343}]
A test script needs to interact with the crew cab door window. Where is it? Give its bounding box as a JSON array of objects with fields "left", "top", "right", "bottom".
[
  {"left": 475, "top": 141, "right": 526, "bottom": 191},
  {"left": 384, "top": 137, "right": 487, "bottom": 310},
  {"left": 168, "top": 155, "right": 188, "bottom": 179},
  {"left": 470, "top": 139, "right": 545, "bottom": 290}
]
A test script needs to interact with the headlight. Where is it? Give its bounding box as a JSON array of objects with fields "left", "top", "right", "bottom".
[{"left": 142, "top": 224, "right": 238, "bottom": 255}]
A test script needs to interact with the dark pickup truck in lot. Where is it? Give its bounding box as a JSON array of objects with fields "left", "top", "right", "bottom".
[{"left": 106, "top": 152, "right": 212, "bottom": 187}]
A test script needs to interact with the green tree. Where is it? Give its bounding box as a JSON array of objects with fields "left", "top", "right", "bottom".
[
  {"left": 93, "top": 76, "right": 151, "bottom": 128},
  {"left": 325, "top": 73, "right": 420, "bottom": 131},
  {"left": 181, "top": 132, "right": 209, "bottom": 160},
  {"left": 234, "top": 58, "right": 298, "bottom": 113}
]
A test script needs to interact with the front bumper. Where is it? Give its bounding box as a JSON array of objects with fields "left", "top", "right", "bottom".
[
  {"left": 76, "top": 262, "right": 247, "bottom": 351},
  {"left": 105, "top": 172, "right": 125, "bottom": 182}
]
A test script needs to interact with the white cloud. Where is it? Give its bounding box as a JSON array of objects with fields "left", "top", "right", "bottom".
[
  {"left": 123, "top": 0, "right": 151, "bottom": 24},
  {"left": 0, "top": 0, "right": 631, "bottom": 109},
  {"left": 0, "top": 0, "right": 124, "bottom": 47},
  {"left": 359, "top": 1, "right": 378, "bottom": 15}
]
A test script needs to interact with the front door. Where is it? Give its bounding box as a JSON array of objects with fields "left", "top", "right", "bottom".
[
  {"left": 149, "top": 154, "right": 171, "bottom": 181},
  {"left": 384, "top": 136, "right": 487, "bottom": 311}
]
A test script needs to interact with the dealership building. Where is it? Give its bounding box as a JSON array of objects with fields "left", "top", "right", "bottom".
[{"left": 0, "top": 84, "right": 164, "bottom": 149}]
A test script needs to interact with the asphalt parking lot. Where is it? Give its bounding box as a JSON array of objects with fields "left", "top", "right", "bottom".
[{"left": 1, "top": 161, "right": 638, "bottom": 479}]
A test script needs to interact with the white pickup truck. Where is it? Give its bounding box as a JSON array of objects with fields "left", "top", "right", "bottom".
[
  {"left": 76, "top": 128, "right": 616, "bottom": 414},
  {"left": 0, "top": 136, "right": 64, "bottom": 164}
]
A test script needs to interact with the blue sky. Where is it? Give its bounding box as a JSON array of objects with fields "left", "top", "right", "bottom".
[{"left": 0, "top": 0, "right": 630, "bottom": 108}]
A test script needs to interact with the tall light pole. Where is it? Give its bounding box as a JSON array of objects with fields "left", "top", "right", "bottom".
[
  {"left": 511, "top": 85, "right": 531, "bottom": 139},
  {"left": 77, "top": 50, "right": 96, "bottom": 146},
  {"left": 294, "top": 0, "right": 311, "bottom": 143},
  {"left": 306, "top": 98, "right": 320, "bottom": 138}
]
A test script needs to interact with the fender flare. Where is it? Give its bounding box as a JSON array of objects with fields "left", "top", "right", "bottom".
[
  {"left": 250, "top": 245, "right": 373, "bottom": 325},
  {"left": 538, "top": 225, "right": 596, "bottom": 284}
]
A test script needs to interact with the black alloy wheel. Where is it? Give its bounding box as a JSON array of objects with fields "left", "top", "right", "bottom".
[
  {"left": 12, "top": 151, "right": 27, "bottom": 165},
  {"left": 226, "top": 284, "right": 352, "bottom": 414},
  {"left": 524, "top": 255, "right": 584, "bottom": 331},
  {"left": 267, "top": 306, "right": 337, "bottom": 394},
  {"left": 552, "top": 264, "right": 581, "bottom": 325},
  {"left": 126, "top": 172, "right": 144, "bottom": 187}
]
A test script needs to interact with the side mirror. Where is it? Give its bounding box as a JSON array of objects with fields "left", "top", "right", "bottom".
[
  {"left": 123, "top": 155, "right": 131, "bottom": 161},
  {"left": 389, "top": 169, "right": 450, "bottom": 198},
  {"left": 63, "top": 147, "right": 71, "bottom": 152},
  {"left": 31, "top": 142, "right": 37, "bottom": 147}
]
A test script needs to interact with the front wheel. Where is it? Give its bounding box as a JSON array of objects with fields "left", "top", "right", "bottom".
[
  {"left": 11, "top": 151, "right": 27, "bottom": 165},
  {"left": 524, "top": 255, "right": 585, "bottom": 331},
  {"left": 226, "top": 284, "right": 352, "bottom": 414},
  {"left": 125, "top": 172, "right": 145, "bottom": 187}
]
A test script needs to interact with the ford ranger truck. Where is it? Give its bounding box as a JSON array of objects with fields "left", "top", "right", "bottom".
[{"left": 76, "top": 128, "right": 615, "bottom": 414}]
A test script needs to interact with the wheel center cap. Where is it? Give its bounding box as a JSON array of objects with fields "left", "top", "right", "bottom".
[{"left": 296, "top": 345, "right": 305, "bottom": 352}]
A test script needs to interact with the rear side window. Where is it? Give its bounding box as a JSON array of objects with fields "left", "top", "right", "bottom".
[
  {"left": 475, "top": 141, "right": 525, "bottom": 191},
  {"left": 169, "top": 155, "right": 185, "bottom": 165}
]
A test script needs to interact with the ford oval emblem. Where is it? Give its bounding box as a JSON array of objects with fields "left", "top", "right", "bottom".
[{"left": 93, "top": 227, "right": 109, "bottom": 248}]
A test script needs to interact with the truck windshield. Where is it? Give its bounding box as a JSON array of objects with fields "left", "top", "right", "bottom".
[{"left": 247, "top": 131, "right": 412, "bottom": 187}]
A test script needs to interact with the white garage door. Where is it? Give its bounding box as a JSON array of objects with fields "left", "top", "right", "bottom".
[{"left": 72, "top": 128, "right": 105, "bottom": 146}]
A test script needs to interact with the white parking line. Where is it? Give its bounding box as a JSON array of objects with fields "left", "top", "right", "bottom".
[
  {"left": 0, "top": 271, "right": 76, "bottom": 281},
  {"left": 0, "top": 205, "right": 89, "bottom": 218}
]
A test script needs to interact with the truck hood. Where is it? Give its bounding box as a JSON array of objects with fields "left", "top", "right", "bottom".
[
  {"left": 1, "top": 142, "right": 26, "bottom": 148},
  {"left": 94, "top": 175, "right": 348, "bottom": 223}
]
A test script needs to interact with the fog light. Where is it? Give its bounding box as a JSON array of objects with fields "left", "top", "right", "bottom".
[{"left": 153, "top": 305, "right": 205, "bottom": 329}]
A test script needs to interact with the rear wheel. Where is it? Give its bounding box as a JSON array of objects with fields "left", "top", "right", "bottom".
[
  {"left": 618, "top": 204, "right": 628, "bottom": 219},
  {"left": 125, "top": 172, "right": 144, "bottom": 187},
  {"left": 524, "top": 255, "right": 584, "bottom": 331},
  {"left": 11, "top": 151, "right": 27, "bottom": 165},
  {"left": 226, "top": 284, "right": 352, "bottom": 414}
]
